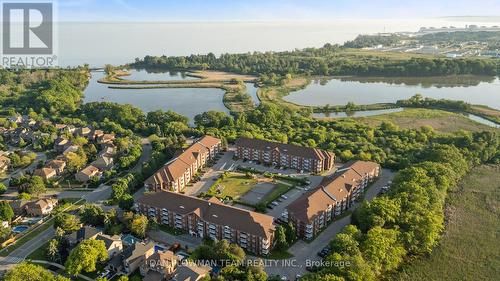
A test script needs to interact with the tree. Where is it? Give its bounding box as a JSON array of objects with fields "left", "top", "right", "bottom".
[
  {"left": 361, "top": 227, "right": 406, "bottom": 275},
  {"left": 118, "top": 193, "right": 134, "bottom": 210},
  {"left": 284, "top": 222, "right": 297, "bottom": 245},
  {"left": 54, "top": 213, "right": 81, "bottom": 234},
  {"left": 129, "top": 214, "right": 148, "bottom": 238},
  {"left": 104, "top": 64, "right": 114, "bottom": 76},
  {"left": 0, "top": 183, "right": 7, "bottom": 194},
  {"left": 79, "top": 204, "right": 104, "bottom": 226},
  {"left": 0, "top": 201, "right": 15, "bottom": 222},
  {"left": 28, "top": 176, "right": 46, "bottom": 195},
  {"left": 46, "top": 239, "right": 60, "bottom": 262},
  {"left": 65, "top": 151, "right": 87, "bottom": 172},
  {"left": 4, "top": 262, "right": 70, "bottom": 281},
  {"left": 274, "top": 225, "right": 288, "bottom": 250},
  {"left": 65, "top": 239, "right": 108, "bottom": 276}
]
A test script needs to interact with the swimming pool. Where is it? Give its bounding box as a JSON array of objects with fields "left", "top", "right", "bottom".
[
  {"left": 121, "top": 234, "right": 141, "bottom": 246},
  {"left": 12, "top": 225, "right": 29, "bottom": 233}
]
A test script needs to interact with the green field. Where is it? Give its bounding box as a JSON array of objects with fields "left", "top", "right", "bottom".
[
  {"left": 216, "top": 172, "right": 258, "bottom": 199},
  {"left": 358, "top": 108, "right": 498, "bottom": 133},
  {"left": 388, "top": 165, "right": 500, "bottom": 281}
]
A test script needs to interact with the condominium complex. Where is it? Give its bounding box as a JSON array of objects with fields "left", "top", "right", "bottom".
[
  {"left": 135, "top": 191, "right": 275, "bottom": 255},
  {"left": 285, "top": 160, "right": 380, "bottom": 239},
  {"left": 145, "top": 136, "right": 222, "bottom": 192},
  {"left": 234, "top": 137, "right": 334, "bottom": 173}
]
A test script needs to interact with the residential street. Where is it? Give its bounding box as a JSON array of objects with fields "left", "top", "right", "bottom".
[{"left": 0, "top": 184, "right": 111, "bottom": 272}]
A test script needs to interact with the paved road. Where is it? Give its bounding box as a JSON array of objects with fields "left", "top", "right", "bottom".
[
  {"left": 0, "top": 184, "right": 111, "bottom": 272},
  {"left": 131, "top": 138, "right": 152, "bottom": 173},
  {"left": 260, "top": 168, "right": 396, "bottom": 279},
  {"left": 1, "top": 152, "right": 46, "bottom": 187}
]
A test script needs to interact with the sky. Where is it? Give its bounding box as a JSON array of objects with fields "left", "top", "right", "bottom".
[{"left": 58, "top": 0, "right": 500, "bottom": 22}]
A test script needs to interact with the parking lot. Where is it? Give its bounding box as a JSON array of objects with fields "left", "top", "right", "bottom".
[{"left": 187, "top": 147, "right": 333, "bottom": 219}]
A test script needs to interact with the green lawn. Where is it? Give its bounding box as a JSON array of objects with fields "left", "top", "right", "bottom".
[
  {"left": 27, "top": 241, "right": 50, "bottom": 260},
  {"left": 389, "top": 165, "right": 500, "bottom": 281},
  {"left": 0, "top": 220, "right": 55, "bottom": 257},
  {"left": 266, "top": 249, "right": 294, "bottom": 260},
  {"left": 216, "top": 173, "right": 258, "bottom": 199}
]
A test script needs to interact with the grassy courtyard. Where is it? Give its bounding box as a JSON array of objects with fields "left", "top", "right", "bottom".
[
  {"left": 214, "top": 172, "right": 258, "bottom": 199},
  {"left": 389, "top": 164, "right": 500, "bottom": 281}
]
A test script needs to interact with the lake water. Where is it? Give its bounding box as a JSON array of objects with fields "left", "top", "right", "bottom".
[
  {"left": 83, "top": 71, "right": 229, "bottom": 120},
  {"left": 55, "top": 18, "right": 500, "bottom": 67},
  {"left": 313, "top": 108, "right": 404, "bottom": 118},
  {"left": 123, "top": 69, "right": 199, "bottom": 81},
  {"left": 246, "top": 83, "right": 260, "bottom": 106},
  {"left": 284, "top": 76, "right": 500, "bottom": 110}
]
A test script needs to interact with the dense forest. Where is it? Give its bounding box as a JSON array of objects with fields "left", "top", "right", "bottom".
[{"left": 132, "top": 45, "right": 500, "bottom": 78}]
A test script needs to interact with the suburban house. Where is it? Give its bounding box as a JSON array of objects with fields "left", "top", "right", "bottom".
[
  {"left": 9, "top": 199, "right": 29, "bottom": 216},
  {"left": 122, "top": 241, "right": 155, "bottom": 274},
  {"left": 76, "top": 127, "right": 92, "bottom": 138},
  {"left": 45, "top": 159, "right": 67, "bottom": 175},
  {"left": 25, "top": 198, "right": 58, "bottom": 216},
  {"left": 0, "top": 155, "right": 10, "bottom": 173},
  {"left": 285, "top": 160, "right": 380, "bottom": 239},
  {"left": 54, "top": 138, "right": 70, "bottom": 152},
  {"left": 67, "top": 226, "right": 100, "bottom": 247},
  {"left": 139, "top": 250, "right": 178, "bottom": 280},
  {"left": 234, "top": 137, "right": 335, "bottom": 173},
  {"left": 98, "top": 133, "right": 116, "bottom": 145},
  {"left": 33, "top": 167, "right": 57, "bottom": 180},
  {"left": 95, "top": 233, "right": 123, "bottom": 258},
  {"left": 90, "top": 129, "right": 104, "bottom": 141},
  {"left": 75, "top": 165, "right": 101, "bottom": 182},
  {"left": 144, "top": 135, "right": 222, "bottom": 192},
  {"left": 136, "top": 191, "right": 275, "bottom": 255},
  {"left": 173, "top": 262, "right": 211, "bottom": 281},
  {"left": 92, "top": 155, "right": 114, "bottom": 171},
  {"left": 63, "top": 145, "right": 80, "bottom": 155}
]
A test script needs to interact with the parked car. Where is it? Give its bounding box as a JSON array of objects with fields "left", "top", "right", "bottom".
[
  {"left": 267, "top": 204, "right": 274, "bottom": 209},
  {"left": 280, "top": 195, "right": 288, "bottom": 200},
  {"left": 271, "top": 201, "right": 279, "bottom": 206},
  {"left": 98, "top": 269, "right": 110, "bottom": 278}
]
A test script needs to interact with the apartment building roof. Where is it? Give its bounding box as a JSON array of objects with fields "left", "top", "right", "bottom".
[
  {"left": 145, "top": 136, "right": 220, "bottom": 187},
  {"left": 137, "top": 191, "right": 275, "bottom": 239},
  {"left": 235, "top": 137, "right": 332, "bottom": 160},
  {"left": 287, "top": 160, "right": 380, "bottom": 223},
  {"left": 198, "top": 135, "right": 221, "bottom": 148}
]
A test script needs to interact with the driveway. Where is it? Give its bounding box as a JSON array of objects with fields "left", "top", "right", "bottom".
[
  {"left": 1, "top": 152, "right": 46, "bottom": 186},
  {"left": 0, "top": 184, "right": 112, "bottom": 272}
]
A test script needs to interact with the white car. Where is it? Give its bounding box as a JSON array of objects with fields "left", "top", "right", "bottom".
[{"left": 280, "top": 195, "right": 288, "bottom": 200}]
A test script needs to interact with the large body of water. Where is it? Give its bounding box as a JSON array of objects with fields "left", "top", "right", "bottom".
[
  {"left": 284, "top": 76, "right": 500, "bottom": 110},
  {"left": 83, "top": 70, "right": 229, "bottom": 120},
  {"left": 55, "top": 18, "right": 500, "bottom": 67}
]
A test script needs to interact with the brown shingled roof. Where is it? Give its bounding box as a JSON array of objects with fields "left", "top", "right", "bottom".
[
  {"left": 198, "top": 135, "right": 221, "bottom": 148},
  {"left": 235, "top": 137, "right": 329, "bottom": 160},
  {"left": 287, "top": 160, "right": 380, "bottom": 223},
  {"left": 137, "top": 191, "right": 275, "bottom": 239}
]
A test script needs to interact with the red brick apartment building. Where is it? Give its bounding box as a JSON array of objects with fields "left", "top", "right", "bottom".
[
  {"left": 145, "top": 136, "right": 222, "bottom": 192},
  {"left": 234, "top": 137, "right": 334, "bottom": 173},
  {"left": 135, "top": 191, "right": 275, "bottom": 255},
  {"left": 285, "top": 160, "right": 380, "bottom": 239}
]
